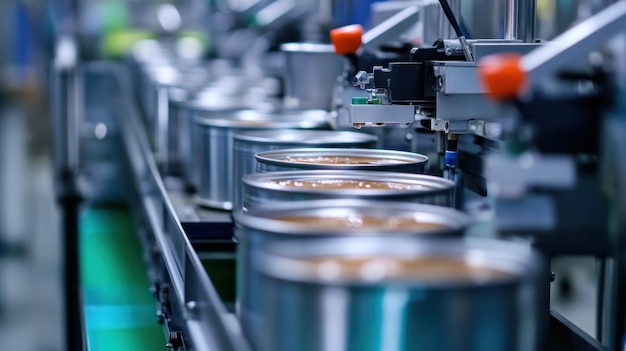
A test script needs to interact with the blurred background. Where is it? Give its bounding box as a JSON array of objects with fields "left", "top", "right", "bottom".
[{"left": 0, "top": 0, "right": 607, "bottom": 350}]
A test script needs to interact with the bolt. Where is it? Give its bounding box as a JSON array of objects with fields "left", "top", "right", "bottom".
[
  {"left": 445, "top": 47, "right": 453, "bottom": 56},
  {"left": 165, "top": 342, "right": 174, "bottom": 349},
  {"left": 550, "top": 272, "right": 556, "bottom": 283},
  {"left": 186, "top": 301, "right": 197, "bottom": 311}
]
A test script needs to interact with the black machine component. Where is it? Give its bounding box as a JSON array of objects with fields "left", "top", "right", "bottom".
[
  {"left": 360, "top": 39, "right": 467, "bottom": 104},
  {"left": 410, "top": 39, "right": 467, "bottom": 61},
  {"left": 371, "top": 62, "right": 435, "bottom": 104},
  {"left": 513, "top": 68, "right": 613, "bottom": 155}
]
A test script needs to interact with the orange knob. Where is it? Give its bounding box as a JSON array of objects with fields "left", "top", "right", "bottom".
[
  {"left": 478, "top": 53, "right": 526, "bottom": 101},
  {"left": 330, "top": 24, "right": 363, "bottom": 55}
]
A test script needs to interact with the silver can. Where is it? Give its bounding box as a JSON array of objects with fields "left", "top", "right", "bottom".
[
  {"left": 178, "top": 92, "right": 247, "bottom": 189},
  {"left": 194, "top": 110, "right": 329, "bottom": 210},
  {"left": 180, "top": 88, "right": 280, "bottom": 190},
  {"left": 280, "top": 43, "right": 345, "bottom": 110},
  {"left": 255, "top": 148, "right": 428, "bottom": 174},
  {"left": 233, "top": 199, "right": 471, "bottom": 348},
  {"left": 257, "top": 236, "right": 546, "bottom": 351},
  {"left": 242, "top": 170, "right": 455, "bottom": 212},
  {"left": 232, "top": 130, "right": 379, "bottom": 213}
]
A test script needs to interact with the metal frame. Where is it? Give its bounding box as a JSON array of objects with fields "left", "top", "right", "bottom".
[{"left": 107, "top": 62, "right": 250, "bottom": 351}]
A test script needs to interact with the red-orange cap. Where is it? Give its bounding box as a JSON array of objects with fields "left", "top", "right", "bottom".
[
  {"left": 478, "top": 53, "right": 527, "bottom": 101},
  {"left": 330, "top": 24, "right": 363, "bottom": 55}
]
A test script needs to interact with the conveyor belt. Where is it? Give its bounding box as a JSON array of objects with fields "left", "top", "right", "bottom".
[{"left": 80, "top": 206, "right": 164, "bottom": 350}]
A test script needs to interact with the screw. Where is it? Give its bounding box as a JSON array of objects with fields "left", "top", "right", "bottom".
[
  {"left": 186, "top": 301, "right": 197, "bottom": 311},
  {"left": 550, "top": 272, "right": 556, "bottom": 282},
  {"left": 445, "top": 47, "right": 453, "bottom": 56}
]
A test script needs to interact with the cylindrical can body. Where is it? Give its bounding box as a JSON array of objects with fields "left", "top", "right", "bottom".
[
  {"left": 232, "top": 130, "right": 378, "bottom": 213},
  {"left": 233, "top": 200, "right": 471, "bottom": 348},
  {"left": 177, "top": 67, "right": 282, "bottom": 190},
  {"left": 257, "top": 236, "right": 546, "bottom": 351},
  {"left": 242, "top": 170, "right": 455, "bottom": 212},
  {"left": 255, "top": 148, "right": 429, "bottom": 174},
  {"left": 195, "top": 110, "right": 329, "bottom": 210},
  {"left": 180, "top": 97, "right": 247, "bottom": 191},
  {"left": 281, "top": 43, "right": 345, "bottom": 110}
]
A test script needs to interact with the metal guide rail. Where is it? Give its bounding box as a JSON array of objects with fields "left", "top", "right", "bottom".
[{"left": 98, "top": 62, "right": 250, "bottom": 351}]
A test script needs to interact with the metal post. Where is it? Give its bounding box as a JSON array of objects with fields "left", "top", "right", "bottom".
[
  {"left": 504, "top": 0, "right": 536, "bottom": 42},
  {"left": 51, "top": 36, "right": 84, "bottom": 351}
]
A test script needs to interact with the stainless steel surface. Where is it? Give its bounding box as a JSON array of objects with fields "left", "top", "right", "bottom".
[
  {"left": 505, "top": 0, "right": 537, "bottom": 42},
  {"left": 361, "top": 5, "right": 421, "bottom": 50},
  {"left": 257, "top": 236, "right": 545, "bottom": 351},
  {"left": 255, "top": 148, "right": 428, "bottom": 173},
  {"left": 232, "top": 130, "right": 378, "bottom": 213},
  {"left": 180, "top": 93, "right": 254, "bottom": 190},
  {"left": 522, "top": 1, "right": 626, "bottom": 91},
  {"left": 161, "top": 65, "right": 213, "bottom": 174},
  {"left": 233, "top": 199, "right": 471, "bottom": 348},
  {"left": 349, "top": 104, "right": 416, "bottom": 125},
  {"left": 194, "top": 110, "right": 329, "bottom": 210},
  {"left": 280, "top": 43, "right": 344, "bottom": 110},
  {"left": 242, "top": 170, "right": 455, "bottom": 212},
  {"left": 176, "top": 68, "right": 283, "bottom": 189}
]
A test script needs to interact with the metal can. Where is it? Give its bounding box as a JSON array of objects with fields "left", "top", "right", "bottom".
[
  {"left": 194, "top": 110, "right": 329, "bottom": 210},
  {"left": 257, "top": 236, "right": 546, "bottom": 351},
  {"left": 233, "top": 199, "right": 471, "bottom": 348},
  {"left": 255, "top": 148, "right": 428, "bottom": 174},
  {"left": 232, "top": 130, "right": 378, "bottom": 213},
  {"left": 242, "top": 170, "right": 455, "bottom": 212},
  {"left": 177, "top": 66, "right": 282, "bottom": 189}
]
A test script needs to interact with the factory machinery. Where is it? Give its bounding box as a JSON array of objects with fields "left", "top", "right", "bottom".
[{"left": 51, "top": 0, "right": 626, "bottom": 350}]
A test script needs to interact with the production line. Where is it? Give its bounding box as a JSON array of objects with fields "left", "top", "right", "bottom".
[{"left": 50, "top": 0, "right": 626, "bottom": 350}]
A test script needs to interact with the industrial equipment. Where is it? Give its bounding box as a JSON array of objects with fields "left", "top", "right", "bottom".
[{"left": 49, "top": 0, "right": 626, "bottom": 350}]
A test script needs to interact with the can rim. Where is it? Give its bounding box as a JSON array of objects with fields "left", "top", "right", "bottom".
[
  {"left": 242, "top": 170, "right": 453, "bottom": 196},
  {"left": 193, "top": 110, "right": 329, "bottom": 129},
  {"left": 233, "top": 130, "right": 378, "bottom": 145},
  {"left": 255, "top": 148, "right": 428, "bottom": 169},
  {"left": 258, "top": 236, "right": 542, "bottom": 287},
  {"left": 234, "top": 199, "right": 470, "bottom": 236}
]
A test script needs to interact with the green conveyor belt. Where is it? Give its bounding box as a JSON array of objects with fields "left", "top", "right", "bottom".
[{"left": 80, "top": 207, "right": 165, "bottom": 350}]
